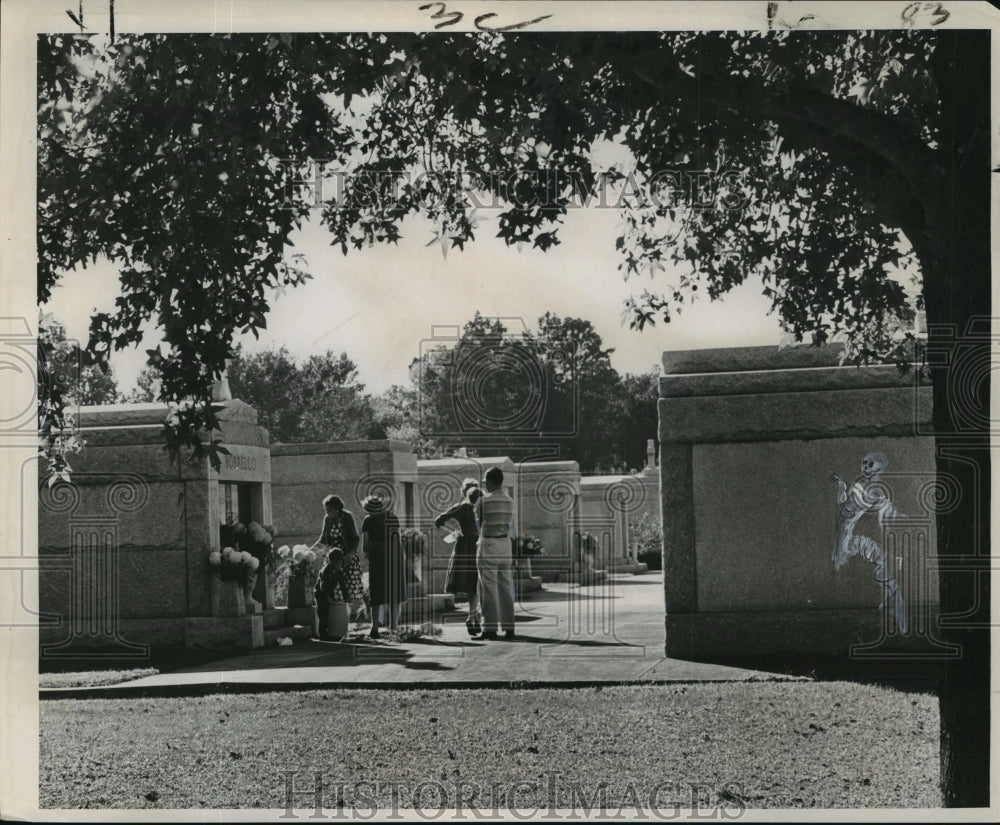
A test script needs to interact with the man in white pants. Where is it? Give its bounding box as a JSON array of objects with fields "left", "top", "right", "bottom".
[{"left": 474, "top": 466, "right": 516, "bottom": 641}]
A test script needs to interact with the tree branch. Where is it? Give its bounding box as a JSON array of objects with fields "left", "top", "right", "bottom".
[{"left": 634, "top": 60, "right": 940, "bottom": 203}]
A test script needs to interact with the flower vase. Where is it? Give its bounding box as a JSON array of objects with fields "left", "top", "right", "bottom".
[
  {"left": 252, "top": 564, "right": 274, "bottom": 609},
  {"left": 211, "top": 576, "right": 246, "bottom": 618},
  {"left": 517, "top": 558, "right": 533, "bottom": 579},
  {"left": 263, "top": 564, "right": 276, "bottom": 609},
  {"left": 244, "top": 572, "right": 262, "bottom": 614},
  {"left": 288, "top": 572, "right": 314, "bottom": 608}
]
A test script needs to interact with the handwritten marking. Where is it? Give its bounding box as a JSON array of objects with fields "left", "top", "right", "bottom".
[
  {"left": 65, "top": 1, "right": 115, "bottom": 38},
  {"left": 901, "top": 2, "right": 950, "bottom": 26},
  {"left": 418, "top": 2, "right": 463, "bottom": 29},
  {"left": 419, "top": 2, "right": 552, "bottom": 32},
  {"left": 473, "top": 12, "right": 553, "bottom": 32},
  {"left": 764, "top": 1, "right": 829, "bottom": 30}
]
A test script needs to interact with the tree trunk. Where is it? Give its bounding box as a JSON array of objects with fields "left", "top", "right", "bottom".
[
  {"left": 923, "top": 222, "right": 991, "bottom": 809},
  {"left": 921, "top": 30, "right": 991, "bottom": 808}
]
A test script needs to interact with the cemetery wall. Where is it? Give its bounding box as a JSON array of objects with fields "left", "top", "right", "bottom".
[{"left": 270, "top": 440, "right": 419, "bottom": 548}]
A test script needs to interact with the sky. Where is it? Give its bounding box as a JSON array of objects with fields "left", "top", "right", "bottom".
[{"left": 45, "top": 201, "right": 787, "bottom": 396}]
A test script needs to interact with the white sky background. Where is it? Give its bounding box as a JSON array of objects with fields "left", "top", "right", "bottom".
[{"left": 46, "top": 201, "right": 785, "bottom": 395}]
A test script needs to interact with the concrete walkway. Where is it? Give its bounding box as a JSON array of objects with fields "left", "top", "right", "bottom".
[{"left": 40, "top": 573, "right": 796, "bottom": 698}]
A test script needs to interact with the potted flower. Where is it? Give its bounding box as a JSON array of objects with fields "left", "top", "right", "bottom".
[
  {"left": 276, "top": 544, "right": 319, "bottom": 608},
  {"left": 243, "top": 521, "right": 276, "bottom": 609},
  {"left": 514, "top": 535, "right": 545, "bottom": 558},
  {"left": 206, "top": 546, "right": 259, "bottom": 616},
  {"left": 513, "top": 535, "right": 544, "bottom": 582},
  {"left": 244, "top": 522, "right": 276, "bottom": 567}
]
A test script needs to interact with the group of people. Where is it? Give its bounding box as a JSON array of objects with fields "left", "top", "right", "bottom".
[
  {"left": 311, "top": 493, "right": 406, "bottom": 640},
  {"left": 310, "top": 465, "right": 518, "bottom": 644},
  {"left": 434, "top": 466, "right": 517, "bottom": 642}
]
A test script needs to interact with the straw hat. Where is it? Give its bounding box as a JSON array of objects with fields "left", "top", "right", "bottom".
[{"left": 362, "top": 495, "right": 386, "bottom": 513}]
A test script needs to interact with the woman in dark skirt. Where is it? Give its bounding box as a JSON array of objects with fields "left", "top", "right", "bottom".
[
  {"left": 360, "top": 495, "right": 407, "bottom": 639},
  {"left": 434, "top": 479, "right": 482, "bottom": 635}
]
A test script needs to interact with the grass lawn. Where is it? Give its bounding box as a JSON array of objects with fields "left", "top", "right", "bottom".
[
  {"left": 38, "top": 669, "right": 159, "bottom": 689},
  {"left": 39, "top": 682, "right": 939, "bottom": 811}
]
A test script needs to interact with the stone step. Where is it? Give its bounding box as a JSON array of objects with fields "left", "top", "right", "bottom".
[
  {"left": 565, "top": 568, "right": 608, "bottom": 585},
  {"left": 263, "top": 607, "right": 289, "bottom": 629},
  {"left": 608, "top": 561, "right": 649, "bottom": 575},
  {"left": 400, "top": 593, "right": 456, "bottom": 623},
  {"left": 515, "top": 575, "right": 544, "bottom": 595},
  {"left": 270, "top": 605, "right": 321, "bottom": 626}
]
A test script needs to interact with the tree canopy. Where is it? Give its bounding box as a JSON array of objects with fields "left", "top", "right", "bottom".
[
  {"left": 39, "top": 29, "right": 964, "bottom": 468},
  {"left": 122, "top": 315, "right": 657, "bottom": 469},
  {"left": 228, "top": 347, "right": 381, "bottom": 443},
  {"left": 407, "top": 311, "right": 654, "bottom": 471},
  {"left": 37, "top": 312, "right": 120, "bottom": 482}
]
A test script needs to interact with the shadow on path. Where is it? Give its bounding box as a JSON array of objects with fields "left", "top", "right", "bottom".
[{"left": 689, "top": 653, "right": 941, "bottom": 692}]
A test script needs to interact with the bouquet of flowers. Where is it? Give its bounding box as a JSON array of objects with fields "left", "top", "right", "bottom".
[
  {"left": 245, "top": 522, "right": 277, "bottom": 567},
  {"left": 276, "top": 544, "right": 319, "bottom": 580},
  {"left": 220, "top": 520, "right": 277, "bottom": 568},
  {"left": 514, "top": 535, "right": 544, "bottom": 558},
  {"left": 207, "top": 546, "right": 259, "bottom": 583}
]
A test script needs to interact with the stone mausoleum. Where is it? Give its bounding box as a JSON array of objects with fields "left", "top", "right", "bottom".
[
  {"left": 659, "top": 344, "right": 946, "bottom": 659},
  {"left": 38, "top": 400, "right": 276, "bottom": 657},
  {"left": 271, "top": 439, "right": 420, "bottom": 547}
]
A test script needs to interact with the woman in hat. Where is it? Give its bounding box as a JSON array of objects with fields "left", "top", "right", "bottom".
[
  {"left": 360, "top": 495, "right": 407, "bottom": 639},
  {"left": 434, "top": 478, "right": 482, "bottom": 635}
]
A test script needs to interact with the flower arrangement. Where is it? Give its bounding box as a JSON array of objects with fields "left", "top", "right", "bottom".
[
  {"left": 400, "top": 528, "right": 427, "bottom": 557},
  {"left": 628, "top": 512, "right": 662, "bottom": 571},
  {"left": 206, "top": 545, "right": 259, "bottom": 583},
  {"left": 276, "top": 544, "right": 319, "bottom": 580},
  {"left": 514, "top": 535, "right": 544, "bottom": 558},
  {"left": 220, "top": 519, "right": 277, "bottom": 568}
]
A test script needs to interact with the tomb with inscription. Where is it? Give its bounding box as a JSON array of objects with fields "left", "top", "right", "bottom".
[{"left": 36, "top": 398, "right": 293, "bottom": 658}]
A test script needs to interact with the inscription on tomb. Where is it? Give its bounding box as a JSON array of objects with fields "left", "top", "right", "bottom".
[
  {"left": 217, "top": 447, "right": 268, "bottom": 481},
  {"left": 224, "top": 454, "right": 258, "bottom": 472}
]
